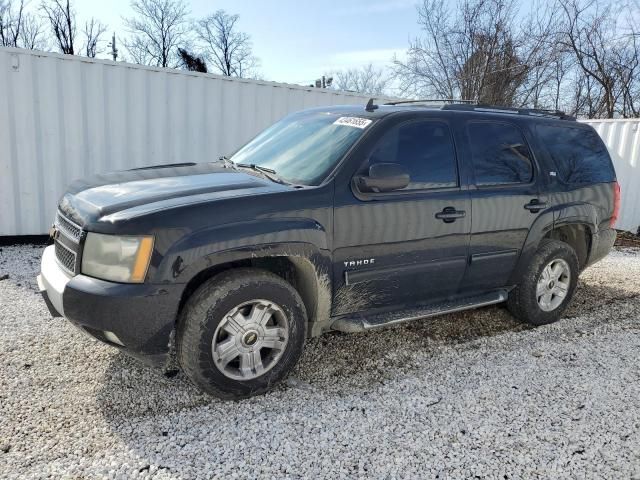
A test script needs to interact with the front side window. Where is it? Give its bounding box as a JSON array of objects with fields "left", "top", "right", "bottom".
[
  {"left": 230, "top": 111, "right": 372, "bottom": 186},
  {"left": 367, "top": 120, "right": 458, "bottom": 190},
  {"left": 535, "top": 125, "right": 615, "bottom": 185},
  {"left": 467, "top": 122, "right": 534, "bottom": 186}
]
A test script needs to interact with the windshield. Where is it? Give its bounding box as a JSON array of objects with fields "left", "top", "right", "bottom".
[{"left": 230, "top": 111, "right": 373, "bottom": 185}]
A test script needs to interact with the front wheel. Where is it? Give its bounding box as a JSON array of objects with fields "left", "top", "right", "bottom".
[
  {"left": 507, "top": 239, "right": 579, "bottom": 326},
  {"left": 177, "top": 268, "right": 307, "bottom": 399}
]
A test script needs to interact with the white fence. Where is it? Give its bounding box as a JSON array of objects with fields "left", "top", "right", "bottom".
[
  {"left": 581, "top": 119, "right": 640, "bottom": 233},
  {"left": 0, "top": 47, "right": 382, "bottom": 235}
]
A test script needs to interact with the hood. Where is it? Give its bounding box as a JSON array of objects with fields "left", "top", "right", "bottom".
[{"left": 59, "top": 162, "right": 290, "bottom": 225}]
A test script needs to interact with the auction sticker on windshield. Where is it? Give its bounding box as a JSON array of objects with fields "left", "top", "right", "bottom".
[{"left": 333, "top": 117, "right": 373, "bottom": 129}]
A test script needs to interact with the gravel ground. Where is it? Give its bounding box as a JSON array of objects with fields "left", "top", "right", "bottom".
[{"left": 1, "top": 244, "right": 640, "bottom": 479}]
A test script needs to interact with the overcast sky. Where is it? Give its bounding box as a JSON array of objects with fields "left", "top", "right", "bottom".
[{"left": 68, "top": 0, "right": 419, "bottom": 84}]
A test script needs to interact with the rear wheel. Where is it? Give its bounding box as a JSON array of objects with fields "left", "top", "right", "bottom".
[
  {"left": 177, "top": 268, "right": 307, "bottom": 399},
  {"left": 507, "top": 239, "right": 579, "bottom": 326}
]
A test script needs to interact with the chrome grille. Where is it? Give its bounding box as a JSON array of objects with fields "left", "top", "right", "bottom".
[
  {"left": 55, "top": 211, "right": 82, "bottom": 241},
  {"left": 54, "top": 211, "right": 83, "bottom": 275},
  {"left": 54, "top": 240, "right": 77, "bottom": 274}
]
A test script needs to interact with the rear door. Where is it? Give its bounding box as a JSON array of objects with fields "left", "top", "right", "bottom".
[
  {"left": 331, "top": 117, "right": 471, "bottom": 315},
  {"left": 460, "top": 120, "right": 546, "bottom": 292}
]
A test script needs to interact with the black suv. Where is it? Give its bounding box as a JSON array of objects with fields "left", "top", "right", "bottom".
[{"left": 38, "top": 102, "right": 620, "bottom": 399}]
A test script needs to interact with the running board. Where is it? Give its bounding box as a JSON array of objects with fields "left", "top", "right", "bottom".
[{"left": 330, "top": 290, "right": 509, "bottom": 333}]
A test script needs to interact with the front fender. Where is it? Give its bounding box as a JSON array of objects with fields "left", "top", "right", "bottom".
[
  {"left": 155, "top": 218, "right": 330, "bottom": 283},
  {"left": 152, "top": 219, "right": 333, "bottom": 335}
]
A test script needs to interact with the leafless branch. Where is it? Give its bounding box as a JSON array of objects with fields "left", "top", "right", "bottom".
[
  {"left": 41, "top": 0, "right": 75, "bottom": 54},
  {"left": 83, "top": 17, "right": 106, "bottom": 57},
  {"left": 19, "top": 12, "right": 47, "bottom": 49},
  {"left": 124, "top": 0, "right": 189, "bottom": 67},
  {"left": 330, "top": 63, "right": 391, "bottom": 96},
  {"left": 0, "top": 0, "right": 26, "bottom": 47},
  {"left": 195, "top": 10, "right": 259, "bottom": 78}
]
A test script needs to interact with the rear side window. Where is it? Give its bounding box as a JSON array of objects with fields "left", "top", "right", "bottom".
[
  {"left": 467, "top": 122, "right": 534, "bottom": 186},
  {"left": 368, "top": 120, "right": 458, "bottom": 190},
  {"left": 535, "top": 125, "right": 615, "bottom": 185}
]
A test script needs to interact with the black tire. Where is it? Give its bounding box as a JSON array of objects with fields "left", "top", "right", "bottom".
[
  {"left": 177, "top": 268, "right": 307, "bottom": 399},
  {"left": 507, "top": 239, "right": 579, "bottom": 326}
]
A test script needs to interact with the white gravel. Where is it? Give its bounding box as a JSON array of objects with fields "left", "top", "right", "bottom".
[{"left": 1, "top": 244, "right": 640, "bottom": 479}]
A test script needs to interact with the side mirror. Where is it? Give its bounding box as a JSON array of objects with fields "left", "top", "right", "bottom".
[{"left": 355, "top": 163, "right": 410, "bottom": 193}]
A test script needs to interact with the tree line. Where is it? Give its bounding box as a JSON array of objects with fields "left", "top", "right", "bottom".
[
  {"left": 325, "top": 0, "right": 640, "bottom": 119},
  {"left": 1, "top": 0, "right": 638, "bottom": 118},
  {"left": 0, "top": 0, "right": 259, "bottom": 77},
  {"left": 391, "top": 0, "right": 640, "bottom": 118}
]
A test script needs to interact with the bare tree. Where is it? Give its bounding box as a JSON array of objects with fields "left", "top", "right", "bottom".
[
  {"left": 1, "top": 0, "right": 47, "bottom": 50},
  {"left": 393, "top": 0, "right": 535, "bottom": 104},
  {"left": 19, "top": 12, "right": 47, "bottom": 49},
  {"left": 331, "top": 63, "right": 391, "bottom": 95},
  {"left": 510, "top": 1, "right": 568, "bottom": 108},
  {"left": 572, "top": 69, "right": 603, "bottom": 117},
  {"left": 124, "top": 0, "right": 189, "bottom": 67},
  {"left": 196, "top": 10, "right": 258, "bottom": 77},
  {"left": 537, "top": 0, "right": 640, "bottom": 118},
  {"left": 0, "top": 0, "right": 25, "bottom": 47},
  {"left": 83, "top": 17, "right": 106, "bottom": 57},
  {"left": 0, "top": 2, "right": 8, "bottom": 45},
  {"left": 611, "top": 34, "right": 639, "bottom": 117},
  {"left": 393, "top": 0, "right": 585, "bottom": 110},
  {"left": 556, "top": 0, "right": 617, "bottom": 117},
  {"left": 549, "top": 52, "right": 573, "bottom": 111},
  {"left": 613, "top": 0, "right": 640, "bottom": 117},
  {"left": 42, "top": 0, "right": 75, "bottom": 54},
  {"left": 393, "top": 0, "right": 640, "bottom": 117}
]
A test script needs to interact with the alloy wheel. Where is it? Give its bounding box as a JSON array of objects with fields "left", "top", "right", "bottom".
[
  {"left": 211, "top": 299, "right": 289, "bottom": 380},
  {"left": 536, "top": 258, "right": 571, "bottom": 312}
]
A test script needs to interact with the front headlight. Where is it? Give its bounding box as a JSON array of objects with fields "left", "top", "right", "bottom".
[{"left": 81, "top": 233, "right": 154, "bottom": 283}]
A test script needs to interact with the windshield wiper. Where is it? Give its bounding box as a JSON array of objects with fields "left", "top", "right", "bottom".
[
  {"left": 237, "top": 163, "right": 276, "bottom": 174},
  {"left": 236, "top": 163, "right": 291, "bottom": 185}
]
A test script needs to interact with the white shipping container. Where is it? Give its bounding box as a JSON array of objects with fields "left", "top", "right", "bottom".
[
  {"left": 580, "top": 119, "right": 640, "bottom": 233},
  {"left": 0, "top": 47, "right": 388, "bottom": 235},
  {"left": 2, "top": 47, "right": 638, "bottom": 235}
]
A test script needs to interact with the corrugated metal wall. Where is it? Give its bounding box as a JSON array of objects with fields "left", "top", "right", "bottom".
[
  {"left": 0, "top": 47, "right": 383, "bottom": 235},
  {"left": 581, "top": 119, "right": 640, "bottom": 233}
]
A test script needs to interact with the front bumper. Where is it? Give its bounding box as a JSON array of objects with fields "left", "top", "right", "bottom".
[
  {"left": 37, "top": 246, "right": 68, "bottom": 317},
  {"left": 37, "top": 245, "right": 183, "bottom": 367}
]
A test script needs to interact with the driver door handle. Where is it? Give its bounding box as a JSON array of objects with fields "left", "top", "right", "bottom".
[
  {"left": 524, "top": 199, "right": 547, "bottom": 213},
  {"left": 435, "top": 207, "right": 466, "bottom": 223}
]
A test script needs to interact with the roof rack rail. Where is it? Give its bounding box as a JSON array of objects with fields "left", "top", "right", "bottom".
[
  {"left": 440, "top": 104, "right": 575, "bottom": 121},
  {"left": 382, "top": 99, "right": 575, "bottom": 120},
  {"left": 384, "top": 98, "right": 476, "bottom": 106}
]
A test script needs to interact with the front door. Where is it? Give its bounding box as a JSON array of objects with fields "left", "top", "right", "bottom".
[{"left": 332, "top": 118, "right": 471, "bottom": 316}]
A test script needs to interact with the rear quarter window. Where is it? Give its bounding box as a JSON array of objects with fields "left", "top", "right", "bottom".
[{"left": 535, "top": 125, "right": 615, "bottom": 185}]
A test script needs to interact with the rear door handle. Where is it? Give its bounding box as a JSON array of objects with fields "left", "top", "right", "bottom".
[
  {"left": 435, "top": 207, "right": 466, "bottom": 223},
  {"left": 524, "top": 199, "right": 547, "bottom": 213}
]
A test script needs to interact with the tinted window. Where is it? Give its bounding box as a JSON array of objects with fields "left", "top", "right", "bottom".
[
  {"left": 468, "top": 122, "right": 534, "bottom": 186},
  {"left": 368, "top": 121, "right": 457, "bottom": 190},
  {"left": 536, "top": 125, "right": 615, "bottom": 184}
]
